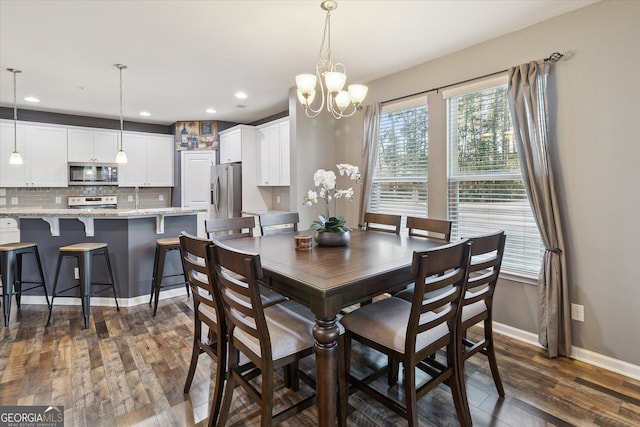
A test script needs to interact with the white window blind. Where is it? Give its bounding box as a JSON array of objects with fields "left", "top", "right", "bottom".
[
  {"left": 447, "top": 83, "right": 543, "bottom": 277},
  {"left": 369, "top": 99, "right": 428, "bottom": 221}
]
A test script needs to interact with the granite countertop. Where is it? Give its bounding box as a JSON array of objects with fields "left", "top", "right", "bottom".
[{"left": 0, "top": 207, "right": 205, "bottom": 218}]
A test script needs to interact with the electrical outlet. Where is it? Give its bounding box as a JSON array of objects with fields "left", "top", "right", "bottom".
[
  {"left": 11, "top": 197, "right": 18, "bottom": 205},
  {"left": 74, "top": 267, "right": 80, "bottom": 280},
  {"left": 571, "top": 303, "right": 584, "bottom": 322},
  {"left": 55, "top": 196, "right": 62, "bottom": 204},
  {"left": 0, "top": 198, "right": 5, "bottom": 206},
  {"left": 128, "top": 195, "right": 133, "bottom": 202},
  {"left": 276, "top": 196, "right": 281, "bottom": 204},
  {"left": 159, "top": 194, "right": 164, "bottom": 201}
]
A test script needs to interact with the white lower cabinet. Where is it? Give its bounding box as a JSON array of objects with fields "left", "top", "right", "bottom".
[
  {"left": 257, "top": 118, "right": 290, "bottom": 186},
  {"left": 118, "top": 132, "right": 174, "bottom": 187},
  {"left": 0, "top": 121, "right": 68, "bottom": 187}
]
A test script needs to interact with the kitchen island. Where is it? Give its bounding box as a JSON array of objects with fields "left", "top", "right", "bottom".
[{"left": 0, "top": 207, "right": 203, "bottom": 305}]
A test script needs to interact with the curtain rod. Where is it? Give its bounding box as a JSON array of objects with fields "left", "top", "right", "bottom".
[{"left": 382, "top": 52, "right": 565, "bottom": 105}]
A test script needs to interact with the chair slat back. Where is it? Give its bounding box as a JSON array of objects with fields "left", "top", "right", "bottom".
[
  {"left": 463, "top": 231, "right": 506, "bottom": 307},
  {"left": 207, "top": 240, "right": 272, "bottom": 362},
  {"left": 206, "top": 216, "right": 255, "bottom": 241},
  {"left": 406, "top": 240, "right": 470, "bottom": 353},
  {"left": 362, "top": 212, "right": 401, "bottom": 234},
  {"left": 179, "top": 232, "right": 224, "bottom": 331},
  {"left": 259, "top": 212, "right": 299, "bottom": 236},
  {"left": 406, "top": 216, "right": 452, "bottom": 241}
]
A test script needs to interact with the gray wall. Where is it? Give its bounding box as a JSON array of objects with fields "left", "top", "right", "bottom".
[{"left": 291, "top": 0, "right": 640, "bottom": 366}]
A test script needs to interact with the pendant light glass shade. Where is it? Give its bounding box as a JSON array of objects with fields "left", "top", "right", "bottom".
[
  {"left": 7, "top": 68, "right": 24, "bottom": 165},
  {"left": 115, "top": 149, "right": 128, "bottom": 164},
  {"left": 9, "top": 150, "right": 23, "bottom": 165}
]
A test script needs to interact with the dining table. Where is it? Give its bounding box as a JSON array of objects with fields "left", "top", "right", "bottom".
[{"left": 221, "top": 229, "right": 446, "bottom": 426}]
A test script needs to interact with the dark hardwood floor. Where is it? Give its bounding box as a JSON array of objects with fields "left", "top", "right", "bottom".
[{"left": 1, "top": 296, "right": 639, "bottom": 426}]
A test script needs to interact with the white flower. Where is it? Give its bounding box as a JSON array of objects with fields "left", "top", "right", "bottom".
[
  {"left": 306, "top": 190, "right": 318, "bottom": 203},
  {"left": 313, "top": 169, "right": 336, "bottom": 190},
  {"left": 337, "top": 164, "right": 361, "bottom": 182}
]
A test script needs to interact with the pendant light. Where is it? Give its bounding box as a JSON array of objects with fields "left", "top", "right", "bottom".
[
  {"left": 115, "top": 64, "right": 128, "bottom": 164},
  {"left": 295, "top": 0, "right": 368, "bottom": 119},
  {"left": 7, "top": 68, "right": 23, "bottom": 165}
]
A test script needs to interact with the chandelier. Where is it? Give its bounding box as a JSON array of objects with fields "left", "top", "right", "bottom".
[
  {"left": 7, "top": 68, "right": 23, "bottom": 165},
  {"left": 115, "top": 64, "right": 128, "bottom": 164},
  {"left": 295, "top": 0, "right": 368, "bottom": 119}
]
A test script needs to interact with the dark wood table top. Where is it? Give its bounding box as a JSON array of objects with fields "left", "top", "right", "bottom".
[{"left": 222, "top": 230, "right": 444, "bottom": 318}]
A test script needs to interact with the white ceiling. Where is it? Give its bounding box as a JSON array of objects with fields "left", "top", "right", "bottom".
[{"left": 0, "top": 0, "right": 596, "bottom": 126}]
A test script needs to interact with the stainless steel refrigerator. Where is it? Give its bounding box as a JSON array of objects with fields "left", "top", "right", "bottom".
[{"left": 210, "top": 163, "right": 242, "bottom": 219}]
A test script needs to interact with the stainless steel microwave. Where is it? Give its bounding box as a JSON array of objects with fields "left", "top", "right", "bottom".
[{"left": 68, "top": 162, "right": 118, "bottom": 186}]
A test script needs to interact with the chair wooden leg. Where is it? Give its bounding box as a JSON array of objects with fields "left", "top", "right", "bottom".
[
  {"left": 208, "top": 332, "right": 227, "bottom": 427},
  {"left": 284, "top": 361, "right": 299, "bottom": 391},
  {"left": 215, "top": 347, "right": 237, "bottom": 427},
  {"left": 261, "top": 362, "right": 274, "bottom": 427},
  {"left": 388, "top": 356, "right": 399, "bottom": 386},
  {"left": 403, "top": 361, "right": 418, "bottom": 427},
  {"left": 484, "top": 321, "right": 505, "bottom": 397},
  {"left": 184, "top": 314, "right": 201, "bottom": 393},
  {"left": 451, "top": 341, "right": 472, "bottom": 427}
]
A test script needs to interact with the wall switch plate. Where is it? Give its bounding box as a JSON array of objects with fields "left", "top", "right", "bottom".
[
  {"left": 276, "top": 196, "right": 281, "bottom": 204},
  {"left": 11, "top": 197, "right": 18, "bottom": 205},
  {"left": 74, "top": 267, "right": 80, "bottom": 280},
  {"left": 159, "top": 194, "right": 164, "bottom": 201},
  {"left": 128, "top": 195, "right": 133, "bottom": 202},
  {"left": 55, "top": 196, "right": 62, "bottom": 204},
  {"left": 571, "top": 303, "right": 584, "bottom": 322}
]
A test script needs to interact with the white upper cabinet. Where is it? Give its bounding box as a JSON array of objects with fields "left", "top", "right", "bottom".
[
  {"left": 68, "top": 127, "right": 118, "bottom": 163},
  {"left": 257, "top": 118, "right": 290, "bottom": 186},
  {"left": 118, "top": 132, "right": 174, "bottom": 187},
  {"left": 0, "top": 121, "right": 67, "bottom": 187},
  {"left": 219, "top": 125, "right": 254, "bottom": 164}
]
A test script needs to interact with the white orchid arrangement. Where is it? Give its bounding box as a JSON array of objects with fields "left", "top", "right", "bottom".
[{"left": 303, "top": 164, "right": 361, "bottom": 233}]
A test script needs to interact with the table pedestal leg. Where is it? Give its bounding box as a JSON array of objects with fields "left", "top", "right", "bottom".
[{"left": 314, "top": 316, "right": 339, "bottom": 427}]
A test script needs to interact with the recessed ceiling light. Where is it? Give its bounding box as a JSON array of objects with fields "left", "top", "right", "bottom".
[
  {"left": 24, "top": 96, "right": 40, "bottom": 103},
  {"left": 235, "top": 92, "right": 248, "bottom": 99},
  {"left": 139, "top": 111, "right": 151, "bottom": 117},
  {"left": 206, "top": 108, "right": 216, "bottom": 114}
]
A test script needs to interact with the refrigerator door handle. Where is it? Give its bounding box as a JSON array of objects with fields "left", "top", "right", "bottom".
[{"left": 211, "top": 176, "right": 220, "bottom": 213}]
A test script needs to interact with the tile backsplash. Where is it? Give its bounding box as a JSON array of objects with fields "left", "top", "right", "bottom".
[{"left": 0, "top": 186, "right": 172, "bottom": 209}]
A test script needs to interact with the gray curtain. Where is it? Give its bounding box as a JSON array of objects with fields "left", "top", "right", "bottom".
[
  {"left": 359, "top": 103, "right": 381, "bottom": 224},
  {"left": 507, "top": 61, "right": 571, "bottom": 358}
]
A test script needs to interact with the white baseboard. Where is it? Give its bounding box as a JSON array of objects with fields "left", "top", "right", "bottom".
[
  {"left": 492, "top": 321, "right": 640, "bottom": 381},
  {"left": 18, "top": 287, "right": 189, "bottom": 308}
]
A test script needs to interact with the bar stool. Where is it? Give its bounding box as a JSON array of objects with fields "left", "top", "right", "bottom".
[
  {"left": 149, "top": 237, "right": 189, "bottom": 317},
  {"left": 0, "top": 242, "right": 50, "bottom": 326},
  {"left": 46, "top": 242, "right": 119, "bottom": 329}
]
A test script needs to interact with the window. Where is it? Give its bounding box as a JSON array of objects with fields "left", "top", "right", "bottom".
[
  {"left": 369, "top": 96, "right": 428, "bottom": 221},
  {"left": 446, "top": 79, "right": 543, "bottom": 277}
]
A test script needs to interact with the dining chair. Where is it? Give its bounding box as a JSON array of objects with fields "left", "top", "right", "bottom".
[
  {"left": 258, "top": 212, "right": 299, "bottom": 236},
  {"left": 361, "top": 212, "right": 401, "bottom": 234},
  {"left": 205, "top": 216, "right": 256, "bottom": 241},
  {"left": 206, "top": 217, "right": 287, "bottom": 307},
  {"left": 208, "top": 239, "right": 347, "bottom": 426},
  {"left": 340, "top": 239, "right": 473, "bottom": 427},
  {"left": 406, "top": 216, "right": 452, "bottom": 242},
  {"left": 458, "top": 230, "right": 507, "bottom": 398},
  {"left": 179, "top": 232, "right": 227, "bottom": 427}
]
